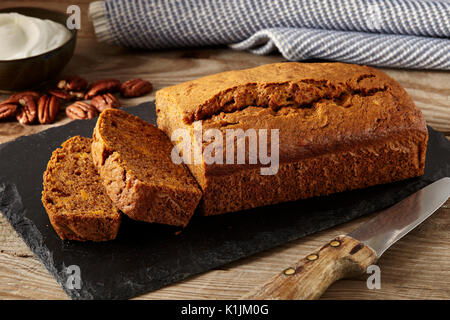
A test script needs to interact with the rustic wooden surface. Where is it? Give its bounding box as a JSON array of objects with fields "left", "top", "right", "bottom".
[{"left": 0, "top": 2, "right": 449, "bottom": 300}]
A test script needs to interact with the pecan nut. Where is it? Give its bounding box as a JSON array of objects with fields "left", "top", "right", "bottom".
[
  {"left": 10, "top": 91, "right": 41, "bottom": 103},
  {"left": 38, "top": 95, "right": 60, "bottom": 124},
  {"left": 66, "top": 101, "right": 98, "bottom": 120},
  {"left": 50, "top": 89, "right": 85, "bottom": 101},
  {"left": 85, "top": 79, "right": 121, "bottom": 99},
  {"left": 49, "top": 89, "right": 72, "bottom": 101},
  {"left": 16, "top": 95, "right": 37, "bottom": 125},
  {"left": 120, "top": 79, "right": 153, "bottom": 97},
  {"left": 57, "top": 75, "right": 88, "bottom": 92},
  {"left": 90, "top": 93, "right": 121, "bottom": 112},
  {"left": 0, "top": 100, "right": 19, "bottom": 120}
]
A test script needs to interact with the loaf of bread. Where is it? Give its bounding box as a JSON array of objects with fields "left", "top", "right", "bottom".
[
  {"left": 156, "top": 62, "right": 428, "bottom": 216},
  {"left": 42, "top": 136, "right": 121, "bottom": 241},
  {"left": 91, "top": 109, "right": 202, "bottom": 227}
]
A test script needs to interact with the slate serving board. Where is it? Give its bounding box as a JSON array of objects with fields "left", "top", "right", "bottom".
[{"left": 1, "top": 102, "right": 449, "bottom": 300}]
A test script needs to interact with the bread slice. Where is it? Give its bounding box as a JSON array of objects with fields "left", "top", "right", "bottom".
[
  {"left": 91, "top": 109, "right": 202, "bottom": 227},
  {"left": 42, "top": 136, "right": 121, "bottom": 241}
]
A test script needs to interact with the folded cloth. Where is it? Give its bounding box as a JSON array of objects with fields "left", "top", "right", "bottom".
[{"left": 89, "top": 0, "right": 450, "bottom": 70}]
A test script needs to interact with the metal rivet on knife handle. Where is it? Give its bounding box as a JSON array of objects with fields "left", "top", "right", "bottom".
[
  {"left": 283, "top": 268, "right": 296, "bottom": 276},
  {"left": 330, "top": 240, "right": 341, "bottom": 247},
  {"left": 307, "top": 254, "right": 318, "bottom": 261}
]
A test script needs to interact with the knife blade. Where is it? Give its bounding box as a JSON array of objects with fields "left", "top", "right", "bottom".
[
  {"left": 242, "top": 177, "right": 450, "bottom": 300},
  {"left": 349, "top": 177, "right": 450, "bottom": 257}
]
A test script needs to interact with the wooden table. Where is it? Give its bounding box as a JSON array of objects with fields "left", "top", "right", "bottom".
[{"left": 1, "top": 2, "right": 449, "bottom": 300}]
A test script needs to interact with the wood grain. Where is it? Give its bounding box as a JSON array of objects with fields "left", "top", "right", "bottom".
[
  {"left": 242, "top": 235, "right": 378, "bottom": 300},
  {"left": 0, "top": 7, "right": 449, "bottom": 300}
]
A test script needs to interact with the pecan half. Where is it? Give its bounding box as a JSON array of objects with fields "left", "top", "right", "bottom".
[
  {"left": 38, "top": 95, "right": 60, "bottom": 124},
  {"left": 66, "top": 101, "right": 98, "bottom": 120},
  {"left": 10, "top": 91, "right": 40, "bottom": 103},
  {"left": 57, "top": 75, "right": 88, "bottom": 92},
  {"left": 85, "top": 79, "right": 121, "bottom": 99},
  {"left": 0, "top": 100, "right": 19, "bottom": 120},
  {"left": 16, "top": 95, "right": 37, "bottom": 125},
  {"left": 49, "top": 89, "right": 72, "bottom": 101},
  {"left": 91, "top": 93, "right": 121, "bottom": 112},
  {"left": 51, "top": 89, "right": 85, "bottom": 101},
  {"left": 120, "top": 79, "right": 153, "bottom": 97}
]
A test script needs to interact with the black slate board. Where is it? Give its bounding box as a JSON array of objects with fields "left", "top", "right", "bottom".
[{"left": 1, "top": 102, "right": 449, "bottom": 300}]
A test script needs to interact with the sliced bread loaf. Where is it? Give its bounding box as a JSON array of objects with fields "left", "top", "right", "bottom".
[
  {"left": 42, "top": 136, "right": 121, "bottom": 241},
  {"left": 91, "top": 109, "right": 202, "bottom": 227}
]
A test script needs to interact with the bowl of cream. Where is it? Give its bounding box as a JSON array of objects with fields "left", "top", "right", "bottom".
[{"left": 0, "top": 7, "right": 77, "bottom": 91}]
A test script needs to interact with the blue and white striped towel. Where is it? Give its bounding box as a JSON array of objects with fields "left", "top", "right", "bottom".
[{"left": 89, "top": 0, "right": 450, "bottom": 70}]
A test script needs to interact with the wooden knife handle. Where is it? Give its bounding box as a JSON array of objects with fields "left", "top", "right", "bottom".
[{"left": 241, "top": 235, "right": 377, "bottom": 300}]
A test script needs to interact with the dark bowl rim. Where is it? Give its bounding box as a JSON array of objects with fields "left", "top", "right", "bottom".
[{"left": 0, "top": 6, "right": 77, "bottom": 63}]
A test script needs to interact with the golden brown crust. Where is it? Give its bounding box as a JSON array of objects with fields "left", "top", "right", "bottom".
[
  {"left": 91, "top": 109, "right": 202, "bottom": 227},
  {"left": 42, "top": 136, "right": 121, "bottom": 241},
  {"left": 156, "top": 62, "right": 412, "bottom": 125},
  {"left": 156, "top": 62, "right": 428, "bottom": 216}
]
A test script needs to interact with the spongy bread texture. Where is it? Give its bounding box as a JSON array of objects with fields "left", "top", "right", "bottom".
[
  {"left": 156, "top": 62, "right": 428, "bottom": 216},
  {"left": 91, "top": 108, "right": 202, "bottom": 227},
  {"left": 42, "top": 136, "right": 121, "bottom": 241}
]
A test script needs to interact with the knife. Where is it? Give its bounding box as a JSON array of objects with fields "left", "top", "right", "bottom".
[{"left": 242, "top": 177, "right": 450, "bottom": 300}]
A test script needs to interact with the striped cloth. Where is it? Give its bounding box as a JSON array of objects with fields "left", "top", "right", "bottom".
[{"left": 89, "top": 0, "right": 450, "bottom": 70}]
